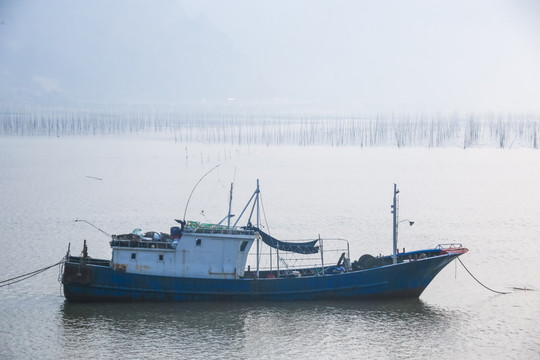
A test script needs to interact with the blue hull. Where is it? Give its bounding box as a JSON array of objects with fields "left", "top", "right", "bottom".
[{"left": 62, "top": 253, "right": 461, "bottom": 301}]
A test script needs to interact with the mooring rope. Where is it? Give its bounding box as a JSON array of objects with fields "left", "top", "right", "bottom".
[
  {"left": 0, "top": 260, "right": 64, "bottom": 288},
  {"left": 457, "top": 257, "right": 509, "bottom": 295}
]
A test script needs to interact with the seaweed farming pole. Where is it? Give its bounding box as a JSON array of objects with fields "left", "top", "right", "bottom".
[{"left": 391, "top": 184, "right": 399, "bottom": 264}]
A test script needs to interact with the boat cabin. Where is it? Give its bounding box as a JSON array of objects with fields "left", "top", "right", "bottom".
[{"left": 110, "top": 221, "right": 257, "bottom": 279}]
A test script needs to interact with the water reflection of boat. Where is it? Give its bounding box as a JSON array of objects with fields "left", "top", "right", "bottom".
[
  {"left": 61, "top": 183, "right": 468, "bottom": 301},
  {"left": 58, "top": 299, "right": 456, "bottom": 359}
]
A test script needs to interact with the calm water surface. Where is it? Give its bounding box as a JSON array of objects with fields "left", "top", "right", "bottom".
[{"left": 0, "top": 136, "right": 539, "bottom": 359}]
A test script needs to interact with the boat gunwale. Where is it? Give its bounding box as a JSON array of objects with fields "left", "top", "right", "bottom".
[{"left": 64, "top": 249, "right": 463, "bottom": 280}]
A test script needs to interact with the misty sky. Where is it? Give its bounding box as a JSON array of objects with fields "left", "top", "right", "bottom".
[{"left": 1, "top": 0, "right": 539, "bottom": 112}]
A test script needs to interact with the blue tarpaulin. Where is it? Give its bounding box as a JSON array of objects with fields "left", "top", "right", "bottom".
[{"left": 250, "top": 227, "right": 319, "bottom": 254}]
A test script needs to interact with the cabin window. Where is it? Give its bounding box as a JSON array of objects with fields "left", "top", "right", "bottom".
[
  {"left": 240, "top": 241, "right": 249, "bottom": 252},
  {"left": 196, "top": 239, "right": 202, "bottom": 246},
  {"left": 131, "top": 253, "right": 136, "bottom": 260},
  {"left": 158, "top": 254, "right": 164, "bottom": 261}
]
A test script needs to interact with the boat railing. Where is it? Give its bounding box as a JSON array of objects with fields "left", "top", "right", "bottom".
[
  {"left": 246, "top": 237, "right": 351, "bottom": 277},
  {"left": 185, "top": 220, "right": 256, "bottom": 236},
  {"left": 189, "top": 228, "right": 256, "bottom": 236},
  {"left": 110, "top": 239, "right": 175, "bottom": 249},
  {"left": 435, "top": 243, "right": 464, "bottom": 250},
  {"left": 66, "top": 256, "right": 111, "bottom": 267}
]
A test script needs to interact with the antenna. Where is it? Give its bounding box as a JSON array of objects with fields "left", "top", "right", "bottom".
[
  {"left": 183, "top": 164, "right": 221, "bottom": 222},
  {"left": 75, "top": 219, "right": 111, "bottom": 238}
]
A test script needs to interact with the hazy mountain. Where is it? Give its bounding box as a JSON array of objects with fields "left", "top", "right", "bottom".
[
  {"left": 0, "top": 0, "right": 271, "bottom": 106},
  {"left": 1, "top": 0, "right": 539, "bottom": 112}
]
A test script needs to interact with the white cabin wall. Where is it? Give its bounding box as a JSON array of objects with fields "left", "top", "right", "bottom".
[
  {"left": 236, "top": 240, "right": 254, "bottom": 275},
  {"left": 111, "top": 232, "right": 256, "bottom": 279},
  {"left": 112, "top": 248, "right": 177, "bottom": 276}
]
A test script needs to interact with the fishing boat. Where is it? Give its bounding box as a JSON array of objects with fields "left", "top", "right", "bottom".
[{"left": 61, "top": 182, "right": 468, "bottom": 301}]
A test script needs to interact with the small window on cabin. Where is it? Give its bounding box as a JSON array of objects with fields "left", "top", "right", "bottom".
[
  {"left": 240, "top": 241, "right": 248, "bottom": 252},
  {"left": 131, "top": 253, "right": 136, "bottom": 260},
  {"left": 196, "top": 239, "right": 202, "bottom": 246},
  {"left": 158, "top": 254, "right": 164, "bottom": 261}
]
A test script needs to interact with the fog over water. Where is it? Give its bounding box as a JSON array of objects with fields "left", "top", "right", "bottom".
[{"left": 1, "top": 0, "right": 539, "bottom": 113}]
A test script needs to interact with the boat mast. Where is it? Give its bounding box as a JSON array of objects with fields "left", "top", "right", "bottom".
[
  {"left": 391, "top": 183, "right": 399, "bottom": 264},
  {"left": 227, "top": 182, "right": 233, "bottom": 228},
  {"left": 256, "top": 179, "right": 260, "bottom": 278}
]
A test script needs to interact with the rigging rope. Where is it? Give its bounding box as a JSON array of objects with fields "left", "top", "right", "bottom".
[
  {"left": 457, "top": 257, "right": 509, "bottom": 295},
  {"left": 259, "top": 193, "right": 271, "bottom": 235},
  {"left": 0, "top": 260, "right": 64, "bottom": 288}
]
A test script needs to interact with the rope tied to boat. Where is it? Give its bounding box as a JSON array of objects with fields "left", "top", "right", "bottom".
[
  {"left": 457, "top": 257, "right": 509, "bottom": 295},
  {"left": 0, "top": 259, "right": 65, "bottom": 288}
]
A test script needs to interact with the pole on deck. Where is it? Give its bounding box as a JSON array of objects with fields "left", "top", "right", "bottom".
[
  {"left": 227, "top": 183, "right": 233, "bottom": 228},
  {"left": 392, "top": 183, "right": 399, "bottom": 264},
  {"left": 256, "top": 179, "right": 260, "bottom": 278}
]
